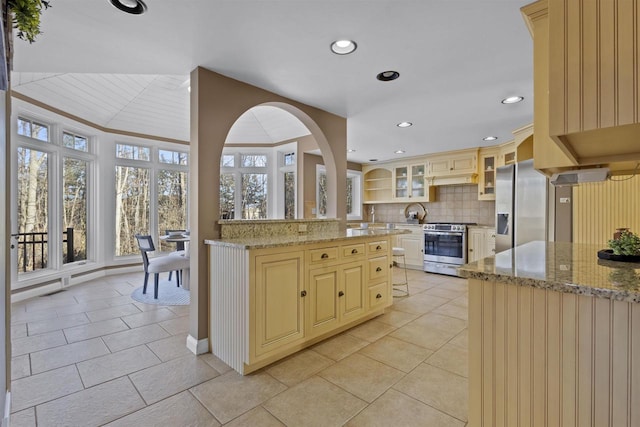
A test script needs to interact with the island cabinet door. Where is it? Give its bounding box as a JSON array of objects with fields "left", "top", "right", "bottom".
[
  {"left": 307, "top": 266, "right": 340, "bottom": 337},
  {"left": 254, "top": 253, "right": 305, "bottom": 358},
  {"left": 340, "top": 263, "right": 366, "bottom": 322}
]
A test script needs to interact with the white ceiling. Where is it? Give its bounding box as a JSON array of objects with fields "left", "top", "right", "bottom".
[{"left": 12, "top": 0, "right": 534, "bottom": 163}]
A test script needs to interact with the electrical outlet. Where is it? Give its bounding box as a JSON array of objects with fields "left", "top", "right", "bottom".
[
  {"left": 560, "top": 264, "right": 570, "bottom": 271},
  {"left": 560, "top": 197, "right": 571, "bottom": 204}
]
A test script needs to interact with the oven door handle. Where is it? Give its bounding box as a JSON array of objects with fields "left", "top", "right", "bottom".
[{"left": 424, "top": 231, "right": 464, "bottom": 237}]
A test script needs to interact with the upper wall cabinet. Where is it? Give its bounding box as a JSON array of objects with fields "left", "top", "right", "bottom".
[
  {"left": 427, "top": 149, "right": 478, "bottom": 177},
  {"left": 523, "top": 0, "right": 640, "bottom": 173},
  {"left": 363, "top": 167, "right": 392, "bottom": 203},
  {"left": 393, "top": 163, "right": 435, "bottom": 202},
  {"left": 478, "top": 148, "right": 499, "bottom": 201}
]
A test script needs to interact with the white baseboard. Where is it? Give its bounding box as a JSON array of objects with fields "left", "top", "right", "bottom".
[
  {"left": 186, "top": 335, "right": 209, "bottom": 355},
  {"left": 11, "top": 281, "right": 63, "bottom": 303},
  {"left": 2, "top": 391, "right": 10, "bottom": 427}
]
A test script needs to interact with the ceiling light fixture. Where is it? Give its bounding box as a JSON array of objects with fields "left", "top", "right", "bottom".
[
  {"left": 330, "top": 40, "right": 357, "bottom": 55},
  {"left": 376, "top": 71, "right": 400, "bottom": 81},
  {"left": 482, "top": 136, "right": 498, "bottom": 141},
  {"left": 394, "top": 150, "right": 405, "bottom": 154},
  {"left": 110, "top": 0, "right": 147, "bottom": 14},
  {"left": 501, "top": 96, "right": 524, "bottom": 104},
  {"left": 397, "top": 122, "right": 412, "bottom": 128}
]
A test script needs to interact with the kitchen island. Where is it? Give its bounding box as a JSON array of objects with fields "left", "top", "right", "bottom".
[
  {"left": 205, "top": 227, "right": 408, "bottom": 374},
  {"left": 459, "top": 241, "right": 640, "bottom": 427}
]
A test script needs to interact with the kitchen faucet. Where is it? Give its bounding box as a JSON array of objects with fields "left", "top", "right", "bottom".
[{"left": 370, "top": 205, "right": 375, "bottom": 223}]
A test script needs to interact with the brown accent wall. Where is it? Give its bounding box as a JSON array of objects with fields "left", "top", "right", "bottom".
[{"left": 189, "top": 67, "right": 347, "bottom": 342}]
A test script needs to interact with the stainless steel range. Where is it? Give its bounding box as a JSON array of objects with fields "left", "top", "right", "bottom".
[{"left": 423, "top": 223, "right": 474, "bottom": 276}]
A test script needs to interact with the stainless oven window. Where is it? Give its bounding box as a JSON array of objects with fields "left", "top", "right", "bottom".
[{"left": 424, "top": 232, "right": 464, "bottom": 259}]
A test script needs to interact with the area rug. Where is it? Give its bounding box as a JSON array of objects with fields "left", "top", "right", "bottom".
[{"left": 130, "top": 279, "right": 190, "bottom": 305}]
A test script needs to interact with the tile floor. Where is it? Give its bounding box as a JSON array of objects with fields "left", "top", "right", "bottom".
[{"left": 10, "top": 268, "right": 469, "bottom": 426}]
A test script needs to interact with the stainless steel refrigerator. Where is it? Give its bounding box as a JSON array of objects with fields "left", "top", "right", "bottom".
[{"left": 495, "top": 159, "right": 548, "bottom": 253}]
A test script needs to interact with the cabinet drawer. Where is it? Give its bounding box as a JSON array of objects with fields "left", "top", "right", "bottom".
[
  {"left": 309, "top": 247, "right": 338, "bottom": 263},
  {"left": 368, "top": 240, "right": 388, "bottom": 255},
  {"left": 342, "top": 243, "right": 365, "bottom": 259},
  {"left": 368, "top": 256, "right": 389, "bottom": 281},
  {"left": 368, "top": 282, "right": 389, "bottom": 310}
]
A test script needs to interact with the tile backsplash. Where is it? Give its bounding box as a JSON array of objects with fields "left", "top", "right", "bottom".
[{"left": 364, "top": 184, "right": 495, "bottom": 226}]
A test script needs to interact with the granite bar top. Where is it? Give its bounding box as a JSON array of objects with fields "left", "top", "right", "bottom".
[
  {"left": 205, "top": 228, "right": 409, "bottom": 250},
  {"left": 458, "top": 241, "right": 640, "bottom": 302}
]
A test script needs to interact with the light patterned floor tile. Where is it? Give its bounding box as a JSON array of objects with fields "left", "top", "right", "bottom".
[
  {"left": 120, "top": 308, "right": 177, "bottom": 329},
  {"left": 318, "top": 353, "right": 405, "bottom": 403},
  {"left": 12, "top": 330, "right": 67, "bottom": 357},
  {"left": 85, "top": 304, "right": 142, "bottom": 322},
  {"left": 191, "top": 371, "right": 287, "bottom": 424},
  {"left": 224, "top": 406, "right": 285, "bottom": 427},
  {"left": 427, "top": 342, "right": 469, "bottom": 377},
  {"left": 30, "top": 337, "right": 110, "bottom": 374},
  {"left": 375, "top": 309, "right": 420, "bottom": 328},
  {"left": 312, "top": 332, "right": 370, "bottom": 361},
  {"left": 105, "top": 391, "right": 220, "bottom": 427},
  {"left": 11, "top": 365, "right": 83, "bottom": 412},
  {"left": 63, "top": 318, "right": 129, "bottom": 343},
  {"left": 11, "top": 355, "right": 31, "bottom": 380},
  {"left": 432, "top": 302, "right": 468, "bottom": 320},
  {"left": 10, "top": 408, "right": 36, "bottom": 427},
  {"left": 394, "top": 363, "right": 468, "bottom": 422},
  {"left": 390, "top": 321, "right": 460, "bottom": 351},
  {"left": 11, "top": 323, "right": 28, "bottom": 339},
  {"left": 77, "top": 345, "right": 162, "bottom": 387},
  {"left": 346, "top": 320, "right": 397, "bottom": 342},
  {"left": 102, "top": 324, "right": 170, "bottom": 352},
  {"left": 158, "top": 315, "right": 189, "bottom": 335},
  {"left": 27, "top": 313, "right": 90, "bottom": 336},
  {"left": 146, "top": 333, "right": 192, "bottom": 361},
  {"left": 130, "top": 355, "right": 219, "bottom": 404},
  {"left": 346, "top": 388, "right": 465, "bottom": 427},
  {"left": 264, "top": 376, "right": 367, "bottom": 427},
  {"left": 35, "top": 377, "right": 145, "bottom": 427},
  {"left": 266, "top": 349, "right": 333, "bottom": 386},
  {"left": 198, "top": 352, "right": 233, "bottom": 375},
  {"left": 358, "top": 336, "right": 432, "bottom": 373}
]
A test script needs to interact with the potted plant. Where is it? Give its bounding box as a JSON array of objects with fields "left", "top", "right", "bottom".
[
  {"left": 598, "top": 229, "right": 640, "bottom": 262},
  {"left": 8, "top": 0, "right": 51, "bottom": 43}
]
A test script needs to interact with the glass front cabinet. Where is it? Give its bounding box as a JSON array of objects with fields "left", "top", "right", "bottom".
[
  {"left": 478, "top": 150, "right": 498, "bottom": 201},
  {"left": 393, "top": 163, "right": 434, "bottom": 202}
]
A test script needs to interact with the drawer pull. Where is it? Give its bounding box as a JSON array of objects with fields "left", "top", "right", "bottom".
[
  {"left": 351, "top": 248, "right": 358, "bottom": 254},
  {"left": 376, "top": 267, "right": 382, "bottom": 272},
  {"left": 376, "top": 293, "right": 382, "bottom": 299},
  {"left": 321, "top": 253, "right": 329, "bottom": 259},
  {"left": 301, "top": 290, "right": 307, "bottom": 297},
  {"left": 338, "top": 291, "right": 344, "bottom": 297},
  {"left": 376, "top": 245, "right": 382, "bottom": 250}
]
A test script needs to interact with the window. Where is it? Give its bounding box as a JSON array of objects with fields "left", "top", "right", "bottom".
[
  {"left": 116, "top": 143, "right": 150, "bottom": 161},
  {"left": 220, "top": 151, "right": 269, "bottom": 219},
  {"left": 157, "top": 169, "right": 188, "bottom": 252},
  {"left": 62, "top": 131, "right": 88, "bottom": 152},
  {"left": 159, "top": 149, "right": 188, "bottom": 165},
  {"left": 284, "top": 152, "right": 295, "bottom": 166},
  {"left": 316, "top": 166, "right": 362, "bottom": 220},
  {"left": 115, "top": 166, "right": 150, "bottom": 256},
  {"left": 17, "top": 116, "right": 49, "bottom": 142},
  {"left": 63, "top": 158, "right": 88, "bottom": 263},
  {"left": 284, "top": 171, "right": 295, "bottom": 219}
]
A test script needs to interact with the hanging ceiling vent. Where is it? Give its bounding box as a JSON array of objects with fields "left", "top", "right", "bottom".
[{"left": 550, "top": 167, "right": 610, "bottom": 186}]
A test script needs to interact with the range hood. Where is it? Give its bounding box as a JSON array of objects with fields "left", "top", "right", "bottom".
[{"left": 550, "top": 167, "right": 610, "bottom": 186}]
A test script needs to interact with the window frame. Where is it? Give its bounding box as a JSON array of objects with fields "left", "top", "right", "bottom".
[{"left": 316, "top": 165, "right": 363, "bottom": 221}]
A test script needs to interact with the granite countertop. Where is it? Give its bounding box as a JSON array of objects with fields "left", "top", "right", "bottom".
[
  {"left": 205, "top": 228, "right": 409, "bottom": 250},
  {"left": 458, "top": 241, "right": 640, "bottom": 302}
]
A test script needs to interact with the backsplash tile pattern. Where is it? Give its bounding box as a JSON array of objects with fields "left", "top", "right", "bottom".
[{"left": 365, "top": 185, "right": 495, "bottom": 226}]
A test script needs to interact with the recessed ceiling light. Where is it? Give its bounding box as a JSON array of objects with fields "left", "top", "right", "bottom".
[
  {"left": 397, "top": 122, "right": 412, "bottom": 128},
  {"left": 376, "top": 71, "right": 400, "bottom": 81},
  {"left": 501, "top": 96, "right": 524, "bottom": 104},
  {"left": 330, "top": 40, "right": 357, "bottom": 55},
  {"left": 110, "top": 0, "right": 147, "bottom": 14},
  {"left": 394, "top": 150, "right": 405, "bottom": 154},
  {"left": 482, "top": 136, "right": 498, "bottom": 141},
  {"left": 347, "top": 149, "right": 356, "bottom": 153}
]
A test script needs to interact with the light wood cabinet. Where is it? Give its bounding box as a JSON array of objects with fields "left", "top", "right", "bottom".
[
  {"left": 394, "top": 225, "right": 424, "bottom": 270},
  {"left": 522, "top": 0, "right": 577, "bottom": 173},
  {"left": 428, "top": 151, "right": 478, "bottom": 177},
  {"left": 393, "top": 163, "right": 435, "bottom": 202},
  {"left": 500, "top": 142, "right": 516, "bottom": 166},
  {"left": 478, "top": 149, "right": 498, "bottom": 201},
  {"left": 362, "top": 167, "right": 392, "bottom": 203},
  {"left": 468, "top": 227, "right": 496, "bottom": 263},
  {"left": 547, "top": 0, "right": 640, "bottom": 165},
  {"left": 208, "top": 235, "right": 393, "bottom": 374},
  {"left": 254, "top": 253, "right": 305, "bottom": 357}
]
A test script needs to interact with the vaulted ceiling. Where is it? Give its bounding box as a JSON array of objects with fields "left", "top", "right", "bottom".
[{"left": 12, "top": 0, "right": 533, "bottom": 163}]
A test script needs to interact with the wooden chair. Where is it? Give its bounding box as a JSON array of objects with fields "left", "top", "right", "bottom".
[{"left": 134, "top": 234, "right": 189, "bottom": 299}]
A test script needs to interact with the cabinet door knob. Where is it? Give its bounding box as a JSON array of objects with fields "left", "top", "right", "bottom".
[
  {"left": 351, "top": 248, "right": 358, "bottom": 254},
  {"left": 469, "top": 248, "right": 473, "bottom": 252},
  {"left": 376, "top": 245, "right": 382, "bottom": 250},
  {"left": 321, "top": 253, "right": 329, "bottom": 259},
  {"left": 376, "top": 293, "right": 382, "bottom": 299},
  {"left": 338, "top": 291, "right": 344, "bottom": 297},
  {"left": 376, "top": 267, "right": 382, "bottom": 272},
  {"left": 301, "top": 290, "right": 307, "bottom": 297}
]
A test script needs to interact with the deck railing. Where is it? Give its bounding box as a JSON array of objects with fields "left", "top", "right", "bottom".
[{"left": 16, "top": 228, "right": 74, "bottom": 272}]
